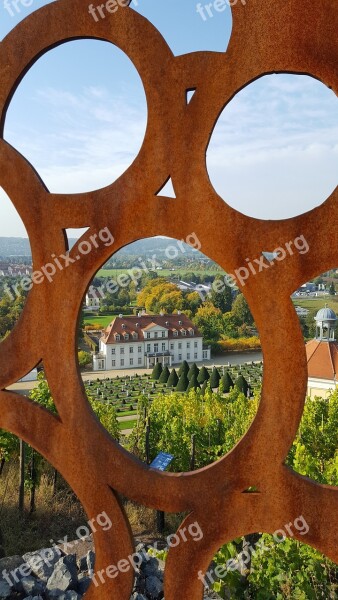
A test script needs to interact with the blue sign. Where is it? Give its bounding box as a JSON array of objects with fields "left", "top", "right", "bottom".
[{"left": 150, "top": 452, "right": 174, "bottom": 471}]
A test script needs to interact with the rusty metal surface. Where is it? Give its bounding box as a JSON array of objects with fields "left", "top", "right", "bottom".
[{"left": 0, "top": 1, "right": 337, "bottom": 598}]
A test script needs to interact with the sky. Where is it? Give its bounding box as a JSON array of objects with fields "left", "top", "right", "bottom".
[{"left": 0, "top": 0, "right": 337, "bottom": 237}]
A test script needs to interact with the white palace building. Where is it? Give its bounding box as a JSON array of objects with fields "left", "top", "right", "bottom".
[{"left": 93, "top": 312, "right": 211, "bottom": 371}]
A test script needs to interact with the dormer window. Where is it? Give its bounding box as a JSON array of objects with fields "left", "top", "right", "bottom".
[
  {"left": 133, "top": 332, "right": 138, "bottom": 340},
  {"left": 122, "top": 324, "right": 126, "bottom": 329},
  {"left": 189, "top": 329, "right": 194, "bottom": 336},
  {"left": 124, "top": 333, "right": 129, "bottom": 340},
  {"left": 165, "top": 321, "right": 169, "bottom": 326},
  {"left": 182, "top": 329, "right": 186, "bottom": 336},
  {"left": 136, "top": 322, "right": 140, "bottom": 328},
  {"left": 115, "top": 334, "right": 120, "bottom": 341},
  {"left": 173, "top": 330, "right": 178, "bottom": 337},
  {"left": 179, "top": 320, "right": 182, "bottom": 325}
]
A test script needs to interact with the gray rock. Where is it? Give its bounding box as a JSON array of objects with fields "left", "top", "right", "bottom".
[
  {"left": 130, "top": 594, "right": 147, "bottom": 600},
  {"left": 77, "top": 574, "right": 92, "bottom": 594},
  {"left": 23, "top": 548, "right": 62, "bottom": 581},
  {"left": 145, "top": 574, "right": 163, "bottom": 599},
  {"left": 141, "top": 557, "right": 165, "bottom": 581},
  {"left": 22, "top": 596, "right": 43, "bottom": 600},
  {"left": 0, "top": 580, "right": 11, "bottom": 599},
  {"left": 46, "top": 554, "right": 78, "bottom": 596},
  {"left": 21, "top": 575, "right": 46, "bottom": 596}
]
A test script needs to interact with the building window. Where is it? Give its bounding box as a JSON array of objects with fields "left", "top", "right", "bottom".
[
  {"left": 170, "top": 343, "right": 174, "bottom": 350},
  {"left": 138, "top": 357, "right": 142, "bottom": 365},
  {"left": 133, "top": 332, "right": 138, "bottom": 339},
  {"left": 138, "top": 346, "right": 142, "bottom": 353},
  {"left": 173, "top": 330, "right": 178, "bottom": 337},
  {"left": 147, "top": 344, "right": 151, "bottom": 352},
  {"left": 154, "top": 343, "right": 159, "bottom": 353},
  {"left": 112, "top": 360, "right": 116, "bottom": 367},
  {"left": 130, "top": 358, "right": 133, "bottom": 366},
  {"left": 130, "top": 347, "right": 133, "bottom": 353},
  {"left": 182, "top": 329, "right": 186, "bottom": 336},
  {"left": 115, "top": 334, "right": 120, "bottom": 341},
  {"left": 124, "top": 333, "right": 129, "bottom": 340},
  {"left": 162, "top": 343, "right": 166, "bottom": 351},
  {"left": 112, "top": 348, "right": 115, "bottom": 355},
  {"left": 187, "top": 342, "right": 190, "bottom": 348},
  {"left": 179, "top": 353, "right": 182, "bottom": 361},
  {"left": 121, "top": 348, "right": 124, "bottom": 355},
  {"left": 121, "top": 359, "right": 124, "bottom": 366},
  {"left": 154, "top": 331, "right": 158, "bottom": 338},
  {"left": 190, "top": 329, "right": 194, "bottom": 336},
  {"left": 162, "top": 331, "right": 166, "bottom": 338},
  {"left": 146, "top": 332, "right": 151, "bottom": 339},
  {"left": 99, "top": 359, "right": 105, "bottom": 370},
  {"left": 178, "top": 342, "right": 182, "bottom": 349},
  {"left": 187, "top": 353, "right": 190, "bottom": 359},
  {"left": 194, "top": 341, "right": 198, "bottom": 348},
  {"left": 194, "top": 353, "right": 198, "bottom": 359}
]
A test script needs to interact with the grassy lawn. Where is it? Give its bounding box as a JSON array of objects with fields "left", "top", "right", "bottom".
[
  {"left": 83, "top": 314, "right": 116, "bottom": 327},
  {"left": 119, "top": 419, "right": 137, "bottom": 430},
  {"left": 292, "top": 297, "right": 338, "bottom": 311}
]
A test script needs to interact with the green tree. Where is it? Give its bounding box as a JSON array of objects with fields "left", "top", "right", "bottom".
[
  {"left": 197, "top": 366, "right": 210, "bottom": 384},
  {"left": 210, "top": 367, "right": 221, "bottom": 389},
  {"left": 159, "top": 365, "right": 170, "bottom": 384},
  {"left": 152, "top": 362, "right": 163, "bottom": 380},
  {"left": 167, "top": 368, "right": 179, "bottom": 388},
  {"left": 329, "top": 281, "right": 336, "bottom": 296},
  {"left": 232, "top": 294, "right": 254, "bottom": 327},
  {"left": 220, "top": 371, "right": 234, "bottom": 393},
  {"left": 78, "top": 350, "right": 92, "bottom": 368},
  {"left": 176, "top": 372, "right": 189, "bottom": 392},
  {"left": 187, "top": 374, "right": 200, "bottom": 391},
  {"left": 235, "top": 374, "right": 250, "bottom": 397},
  {"left": 178, "top": 360, "right": 189, "bottom": 377},
  {"left": 193, "top": 302, "right": 224, "bottom": 347},
  {"left": 210, "top": 277, "right": 233, "bottom": 313},
  {"left": 188, "top": 363, "right": 199, "bottom": 380}
]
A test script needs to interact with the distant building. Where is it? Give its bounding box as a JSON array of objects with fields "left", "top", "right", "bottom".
[
  {"left": 85, "top": 287, "right": 104, "bottom": 308},
  {"left": 93, "top": 312, "right": 211, "bottom": 371},
  {"left": 306, "top": 305, "right": 338, "bottom": 398}
]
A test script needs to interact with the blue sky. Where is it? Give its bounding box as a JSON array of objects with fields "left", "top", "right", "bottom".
[{"left": 0, "top": 0, "right": 337, "bottom": 236}]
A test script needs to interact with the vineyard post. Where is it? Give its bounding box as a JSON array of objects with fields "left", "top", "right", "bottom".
[{"left": 19, "top": 439, "right": 25, "bottom": 512}]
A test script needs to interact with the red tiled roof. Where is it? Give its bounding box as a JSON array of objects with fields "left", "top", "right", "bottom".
[
  {"left": 306, "top": 339, "right": 338, "bottom": 380},
  {"left": 102, "top": 313, "right": 202, "bottom": 344}
]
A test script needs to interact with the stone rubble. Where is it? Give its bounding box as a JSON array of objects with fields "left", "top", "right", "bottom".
[{"left": 0, "top": 544, "right": 221, "bottom": 600}]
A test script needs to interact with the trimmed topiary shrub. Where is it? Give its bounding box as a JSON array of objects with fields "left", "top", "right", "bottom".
[
  {"left": 176, "top": 372, "right": 189, "bottom": 392},
  {"left": 152, "top": 362, "right": 163, "bottom": 380},
  {"left": 188, "top": 363, "right": 199, "bottom": 380},
  {"left": 220, "top": 371, "right": 234, "bottom": 393},
  {"left": 167, "top": 368, "right": 179, "bottom": 388},
  {"left": 210, "top": 367, "right": 221, "bottom": 389},
  {"left": 187, "top": 373, "right": 201, "bottom": 390},
  {"left": 197, "top": 366, "right": 210, "bottom": 384},
  {"left": 159, "top": 365, "right": 170, "bottom": 384},
  {"left": 235, "top": 374, "right": 250, "bottom": 396},
  {"left": 178, "top": 360, "right": 189, "bottom": 377}
]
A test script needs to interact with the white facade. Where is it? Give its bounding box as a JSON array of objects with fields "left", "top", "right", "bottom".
[{"left": 93, "top": 315, "right": 211, "bottom": 371}]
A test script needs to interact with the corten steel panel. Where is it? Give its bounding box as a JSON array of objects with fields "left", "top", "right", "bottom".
[{"left": 0, "top": 1, "right": 337, "bottom": 598}]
